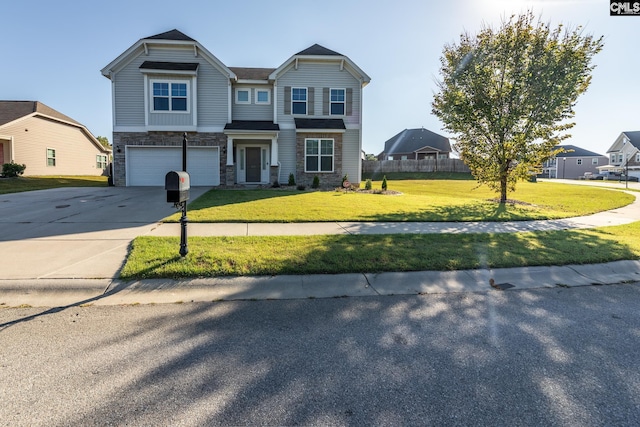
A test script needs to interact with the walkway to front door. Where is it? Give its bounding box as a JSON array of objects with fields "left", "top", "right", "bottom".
[{"left": 246, "top": 147, "right": 261, "bottom": 182}]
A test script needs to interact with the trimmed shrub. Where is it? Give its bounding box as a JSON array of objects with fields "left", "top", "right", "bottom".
[
  {"left": 297, "top": 184, "right": 306, "bottom": 191},
  {"left": 365, "top": 179, "right": 372, "bottom": 190},
  {"left": 312, "top": 175, "right": 320, "bottom": 189},
  {"left": 2, "top": 162, "right": 26, "bottom": 177},
  {"left": 272, "top": 180, "right": 280, "bottom": 188},
  {"left": 288, "top": 173, "right": 296, "bottom": 186},
  {"left": 382, "top": 175, "right": 388, "bottom": 191}
]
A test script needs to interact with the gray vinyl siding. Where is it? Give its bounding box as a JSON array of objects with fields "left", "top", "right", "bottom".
[
  {"left": 276, "top": 61, "right": 362, "bottom": 128},
  {"left": 341, "top": 129, "right": 362, "bottom": 183},
  {"left": 112, "top": 45, "right": 229, "bottom": 128},
  {"left": 232, "top": 85, "right": 274, "bottom": 121},
  {"left": 276, "top": 129, "right": 297, "bottom": 183},
  {"left": 5, "top": 116, "right": 109, "bottom": 176}
]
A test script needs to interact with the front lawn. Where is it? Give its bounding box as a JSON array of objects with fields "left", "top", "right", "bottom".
[
  {"left": 0, "top": 176, "right": 108, "bottom": 194},
  {"left": 167, "top": 180, "right": 633, "bottom": 223},
  {"left": 120, "top": 221, "right": 640, "bottom": 279}
]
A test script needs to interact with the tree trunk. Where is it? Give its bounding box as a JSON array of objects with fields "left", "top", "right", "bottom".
[{"left": 500, "top": 176, "right": 508, "bottom": 203}]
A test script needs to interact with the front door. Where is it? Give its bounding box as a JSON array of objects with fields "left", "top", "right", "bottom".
[{"left": 246, "top": 147, "right": 261, "bottom": 182}]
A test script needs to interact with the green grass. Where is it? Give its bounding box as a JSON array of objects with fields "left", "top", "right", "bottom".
[
  {"left": 120, "top": 221, "right": 640, "bottom": 279},
  {"left": 169, "top": 180, "right": 633, "bottom": 223},
  {"left": 0, "top": 176, "right": 108, "bottom": 194}
]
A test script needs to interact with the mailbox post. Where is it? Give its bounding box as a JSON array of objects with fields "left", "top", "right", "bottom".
[{"left": 165, "top": 170, "right": 190, "bottom": 257}]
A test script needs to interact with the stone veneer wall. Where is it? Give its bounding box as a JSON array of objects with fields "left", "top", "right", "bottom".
[
  {"left": 112, "top": 132, "right": 227, "bottom": 186},
  {"left": 295, "top": 133, "right": 343, "bottom": 187}
]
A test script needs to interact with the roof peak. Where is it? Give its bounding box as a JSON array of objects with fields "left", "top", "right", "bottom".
[
  {"left": 144, "top": 29, "right": 195, "bottom": 42},
  {"left": 296, "top": 44, "right": 343, "bottom": 56}
]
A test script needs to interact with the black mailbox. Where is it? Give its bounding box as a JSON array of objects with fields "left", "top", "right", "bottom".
[{"left": 165, "top": 171, "right": 190, "bottom": 203}]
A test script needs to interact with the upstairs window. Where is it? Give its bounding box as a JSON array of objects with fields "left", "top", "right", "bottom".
[
  {"left": 592, "top": 158, "right": 599, "bottom": 165},
  {"left": 256, "top": 89, "right": 270, "bottom": 104},
  {"left": 47, "top": 148, "right": 56, "bottom": 166},
  {"left": 292, "top": 87, "right": 307, "bottom": 115},
  {"left": 152, "top": 81, "right": 188, "bottom": 112},
  {"left": 577, "top": 159, "right": 582, "bottom": 165},
  {"left": 235, "top": 88, "right": 250, "bottom": 104},
  {"left": 330, "top": 88, "right": 345, "bottom": 115}
]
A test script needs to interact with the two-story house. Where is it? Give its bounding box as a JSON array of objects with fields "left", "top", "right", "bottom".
[
  {"left": 540, "top": 144, "right": 608, "bottom": 179},
  {"left": 600, "top": 131, "right": 640, "bottom": 178},
  {"left": 101, "top": 29, "right": 370, "bottom": 187}
]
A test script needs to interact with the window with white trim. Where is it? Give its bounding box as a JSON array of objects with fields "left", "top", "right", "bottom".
[
  {"left": 305, "top": 138, "right": 334, "bottom": 172},
  {"left": 152, "top": 80, "right": 188, "bottom": 112},
  {"left": 636, "top": 153, "right": 640, "bottom": 162},
  {"left": 292, "top": 87, "right": 307, "bottom": 115},
  {"left": 256, "top": 89, "right": 270, "bottom": 104},
  {"left": 96, "top": 154, "right": 108, "bottom": 169},
  {"left": 592, "top": 158, "right": 599, "bottom": 165},
  {"left": 47, "top": 148, "right": 56, "bottom": 167},
  {"left": 330, "top": 88, "right": 345, "bottom": 115},
  {"left": 235, "top": 88, "right": 251, "bottom": 104}
]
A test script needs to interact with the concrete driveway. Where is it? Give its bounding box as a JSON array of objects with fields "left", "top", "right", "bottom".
[{"left": 0, "top": 186, "right": 211, "bottom": 280}]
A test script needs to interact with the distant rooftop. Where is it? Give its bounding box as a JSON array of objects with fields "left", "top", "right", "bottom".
[{"left": 0, "top": 101, "right": 81, "bottom": 127}]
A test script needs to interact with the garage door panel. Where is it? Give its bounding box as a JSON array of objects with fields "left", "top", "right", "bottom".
[{"left": 127, "top": 147, "right": 219, "bottom": 186}]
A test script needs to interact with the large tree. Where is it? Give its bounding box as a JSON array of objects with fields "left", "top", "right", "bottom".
[{"left": 432, "top": 12, "right": 603, "bottom": 202}]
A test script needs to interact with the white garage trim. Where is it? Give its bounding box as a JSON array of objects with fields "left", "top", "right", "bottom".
[{"left": 126, "top": 146, "right": 220, "bottom": 186}]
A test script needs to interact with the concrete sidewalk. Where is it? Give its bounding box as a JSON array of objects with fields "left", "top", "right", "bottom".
[{"left": 1, "top": 184, "right": 639, "bottom": 307}]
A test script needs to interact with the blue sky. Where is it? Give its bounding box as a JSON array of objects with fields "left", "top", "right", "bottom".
[{"left": 1, "top": 0, "right": 637, "bottom": 156}]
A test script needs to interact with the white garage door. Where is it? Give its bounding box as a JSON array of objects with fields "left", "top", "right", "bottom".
[{"left": 127, "top": 146, "right": 220, "bottom": 186}]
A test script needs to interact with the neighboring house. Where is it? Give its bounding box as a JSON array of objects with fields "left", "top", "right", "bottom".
[
  {"left": 541, "top": 144, "right": 608, "bottom": 179},
  {"left": 377, "top": 128, "right": 451, "bottom": 161},
  {"left": 0, "top": 101, "right": 110, "bottom": 176},
  {"left": 599, "top": 131, "right": 640, "bottom": 178},
  {"left": 101, "top": 29, "right": 370, "bottom": 187}
]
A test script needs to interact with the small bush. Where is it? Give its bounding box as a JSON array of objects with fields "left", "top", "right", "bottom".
[
  {"left": 382, "top": 175, "right": 388, "bottom": 191},
  {"left": 272, "top": 181, "right": 280, "bottom": 188},
  {"left": 288, "top": 173, "right": 296, "bottom": 186},
  {"left": 365, "top": 179, "right": 372, "bottom": 190},
  {"left": 2, "top": 162, "right": 26, "bottom": 177},
  {"left": 341, "top": 174, "right": 349, "bottom": 187},
  {"left": 297, "top": 184, "right": 306, "bottom": 191},
  {"left": 312, "top": 175, "right": 320, "bottom": 189}
]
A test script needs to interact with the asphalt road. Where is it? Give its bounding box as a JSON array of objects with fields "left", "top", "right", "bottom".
[{"left": 1, "top": 285, "right": 639, "bottom": 426}]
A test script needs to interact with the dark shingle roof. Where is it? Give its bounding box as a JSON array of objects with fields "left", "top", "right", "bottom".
[
  {"left": 294, "top": 118, "right": 346, "bottom": 130},
  {"left": 622, "top": 131, "right": 640, "bottom": 149},
  {"left": 140, "top": 61, "right": 199, "bottom": 71},
  {"left": 296, "top": 44, "right": 342, "bottom": 56},
  {"left": 0, "top": 101, "right": 81, "bottom": 127},
  {"left": 224, "top": 121, "right": 280, "bottom": 131},
  {"left": 145, "top": 29, "right": 195, "bottom": 41},
  {"left": 383, "top": 128, "right": 451, "bottom": 155},
  {"left": 555, "top": 145, "right": 604, "bottom": 158},
  {"left": 229, "top": 67, "right": 276, "bottom": 80}
]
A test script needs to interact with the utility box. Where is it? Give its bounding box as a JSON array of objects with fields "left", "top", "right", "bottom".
[{"left": 165, "top": 171, "right": 190, "bottom": 203}]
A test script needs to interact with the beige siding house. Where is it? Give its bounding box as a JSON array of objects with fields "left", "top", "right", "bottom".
[{"left": 0, "top": 101, "right": 110, "bottom": 176}]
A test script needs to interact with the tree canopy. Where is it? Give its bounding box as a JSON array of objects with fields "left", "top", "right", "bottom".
[
  {"left": 96, "top": 136, "right": 110, "bottom": 149},
  {"left": 432, "top": 11, "right": 603, "bottom": 202}
]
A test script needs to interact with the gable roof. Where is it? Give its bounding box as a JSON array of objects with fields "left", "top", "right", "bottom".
[
  {"left": 622, "top": 131, "right": 640, "bottom": 149},
  {"left": 269, "top": 43, "right": 370, "bottom": 86},
  {"left": 555, "top": 145, "right": 605, "bottom": 158},
  {"left": 296, "top": 44, "right": 343, "bottom": 56},
  {"left": 0, "top": 101, "right": 109, "bottom": 153},
  {"left": 145, "top": 29, "right": 195, "bottom": 41},
  {"left": 382, "top": 128, "right": 451, "bottom": 155},
  {"left": 101, "top": 29, "right": 235, "bottom": 80},
  {"left": 0, "top": 101, "right": 81, "bottom": 127}
]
